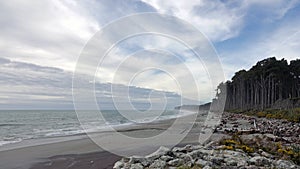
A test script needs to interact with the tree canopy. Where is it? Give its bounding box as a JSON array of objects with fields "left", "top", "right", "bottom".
[{"left": 218, "top": 57, "right": 300, "bottom": 110}]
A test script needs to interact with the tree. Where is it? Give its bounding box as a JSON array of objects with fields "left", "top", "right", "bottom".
[{"left": 216, "top": 57, "right": 300, "bottom": 111}]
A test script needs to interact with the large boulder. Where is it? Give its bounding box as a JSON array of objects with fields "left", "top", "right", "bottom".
[
  {"left": 274, "top": 160, "right": 298, "bottom": 169},
  {"left": 248, "top": 156, "right": 272, "bottom": 166},
  {"left": 167, "top": 158, "right": 184, "bottom": 167},
  {"left": 146, "top": 146, "right": 170, "bottom": 161},
  {"left": 130, "top": 163, "right": 143, "bottom": 169},
  {"left": 113, "top": 161, "right": 124, "bottom": 169},
  {"left": 149, "top": 159, "right": 166, "bottom": 169}
]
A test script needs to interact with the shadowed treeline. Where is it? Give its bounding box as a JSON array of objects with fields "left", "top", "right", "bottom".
[{"left": 217, "top": 57, "right": 300, "bottom": 111}]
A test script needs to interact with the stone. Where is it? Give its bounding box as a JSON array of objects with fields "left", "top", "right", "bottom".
[
  {"left": 211, "top": 156, "right": 224, "bottom": 165},
  {"left": 172, "top": 145, "right": 193, "bottom": 153},
  {"left": 146, "top": 146, "right": 170, "bottom": 160},
  {"left": 113, "top": 161, "right": 124, "bottom": 169},
  {"left": 248, "top": 156, "right": 271, "bottom": 166},
  {"left": 168, "top": 167, "right": 177, "bottom": 169},
  {"left": 167, "top": 158, "right": 184, "bottom": 167},
  {"left": 202, "top": 165, "right": 212, "bottom": 169},
  {"left": 130, "top": 163, "right": 143, "bottom": 169},
  {"left": 274, "top": 160, "right": 297, "bottom": 169},
  {"left": 188, "top": 149, "right": 213, "bottom": 159},
  {"left": 149, "top": 159, "right": 166, "bottom": 169},
  {"left": 195, "top": 159, "right": 210, "bottom": 167},
  {"left": 236, "top": 159, "right": 248, "bottom": 167},
  {"left": 258, "top": 149, "right": 273, "bottom": 159},
  {"left": 264, "top": 133, "right": 277, "bottom": 141},
  {"left": 178, "top": 153, "right": 193, "bottom": 163},
  {"left": 129, "top": 156, "right": 147, "bottom": 164},
  {"left": 191, "top": 144, "right": 204, "bottom": 150},
  {"left": 160, "top": 155, "right": 173, "bottom": 162},
  {"left": 222, "top": 150, "right": 248, "bottom": 158},
  {"left": 226, "top": 159, "right": 238, "bottom": 166},
  {"left": 122, "top": 157, "right": 130, "bottom": 163}
]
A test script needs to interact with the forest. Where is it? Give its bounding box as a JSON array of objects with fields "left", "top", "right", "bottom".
[{"left": 216, "top": 57, "right": 300, "bottom": 111}]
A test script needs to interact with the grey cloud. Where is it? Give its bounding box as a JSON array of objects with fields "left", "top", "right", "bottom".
[
  {"left": 0, "top": 0, "right": 156, "bottom": 70},
  {"left": 0, "top": 57, "right": 188, "bottom": 109}
]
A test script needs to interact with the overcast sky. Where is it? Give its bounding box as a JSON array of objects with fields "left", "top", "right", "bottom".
[{"left": 0, "top": 0, "right": 299, "bottom": 110}]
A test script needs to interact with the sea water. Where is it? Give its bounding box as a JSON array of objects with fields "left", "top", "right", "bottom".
[{"left": 0, "top": 110, "right": 194, "bottom": 147}]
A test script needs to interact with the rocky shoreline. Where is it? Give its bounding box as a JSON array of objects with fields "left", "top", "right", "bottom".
[
  {"left": 114, "top": 144, "right": 299, "bottom": 169},
  {"left": 113, "top": 112, "right": 300, "bottom": 169},
  {"left": 217, "top": 112, "right": 300, "bottom": 143}
]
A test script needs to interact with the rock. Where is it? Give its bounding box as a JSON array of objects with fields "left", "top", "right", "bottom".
[
  {"left": 240, "top": 134, "right": 263, "bottom": 145},
  {"left": 211, "top": 156, "right": 224, "bottom": 165},
  {"left": 222, "top": 150, "right": 248, "bottom": 159},
  {"left": 225, "top": 159, "right": 238, "bottom": 166},
  {"left": 160, "top": 155, "right": 173, "bottom": 162},
  {"left": 167, "top": 158, "right": 184, "bottom": 167},
  {"left": 149, "top": 159, "right": 166, "bottom": 169},
  {"left": 274, "top": 160, "right": 298, "bottom": 169},
  {"left": 172, "top": 145, "right": 194, "bottom": 153},
  {"left": 195, "top": 159, "right": 210, "bottom": 167},
  {"left": 129, "top": 156, "right": 150, "bottom": 167},
  {"left": 249, "top": 152, "right": 260, "bottom": 157},
  {"left": 248, "top": 156, "right": 271, "bottom": 166},
  {"left": 146, "top": 146, "right": 170, "bottom": 160},
  {"left": 130, "top": 163, "right": 143, "bottom": 169},
  {"left": 187, "top": 149, "right": 213, "bottom": 159},
  {"left": 113, "top": 161, "right": 124, "bottom": 169},
  {"left": 244, "top": 165, "right": 260, "bottom": 169},
  {"left": 179, "top": 153, "right": 193, "bottom": 163},
  {"left": 258, "top": 149, "right": 273, "bottom": 159},
  {"left": 202, "top": 165, "right": 212, "bottom": 169},
  {"left": 264, "top": 133, "right": 277, "bottom": 141},
  {"left": 122, "top": 157, "right": 130, "bottom": 163},
  {"left": 191, "top": 144, "right": 204, "bottom": 150},
  {"left": 168, "top": 167, "right": 177, "bottom": 169},
  {"left": 129, "top": 156, "right": 147, "bottom": 164}
]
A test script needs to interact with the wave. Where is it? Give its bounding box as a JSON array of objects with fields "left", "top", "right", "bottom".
[
  {"left": 0, "top": 138, "right": 23, "bottom": 146},
  {"left": 0, "top": 110, "right": 199, "bottom": 147},
  {"left": 0, "top": 123, "right": 25, "bottom": 127}
]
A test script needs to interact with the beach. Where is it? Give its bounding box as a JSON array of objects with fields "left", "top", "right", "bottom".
[
  {"left": 1, "top": 110, "right": 299, "bottom": 169},
  {"left": 0, "top": 110, "right": 205, "bottom": 169}
]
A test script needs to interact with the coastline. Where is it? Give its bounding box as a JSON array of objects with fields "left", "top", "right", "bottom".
[
  {"left": 2, "top": 110, "right": 299, "bottom": 169},
  {"left": 114, "top": 112, "right": 300, "bottom": 168},
  {"left": 0, "top": 110, "right": 204, "bottom": 169}
]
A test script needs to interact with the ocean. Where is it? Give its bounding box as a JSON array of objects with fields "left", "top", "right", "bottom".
[{"left": 0, "top": 110, "right": 193, "bottom": 147}]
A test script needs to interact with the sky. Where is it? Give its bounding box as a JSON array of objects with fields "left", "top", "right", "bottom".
[{"left": 0, "top": 0, "right": 300, "bottom": 110}]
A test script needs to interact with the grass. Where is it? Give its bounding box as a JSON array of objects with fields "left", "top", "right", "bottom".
[
  {"left": 228, "top": 108, "right": 300, "bottom": 122},
  {"left": 219, "top": 138, "right": 254, "bottom": 153}
]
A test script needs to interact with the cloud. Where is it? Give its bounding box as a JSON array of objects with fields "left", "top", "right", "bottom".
[
  {"left": 141, "top": 0, "right": 245, "bottom": 42},
  {"left": 0, "top": 0, "right": 155, "bottom": 71},
  {"left": 1, "top": 0, "right": 299, "bottom": 109},
  {"left": 245, "top": 0, "right": 299, "bottom": 21},
  {"left": 141, "top": 0, "right": 299, "bottom": 42},
  {"left": 0, "top": 0, "right": 99, "bottom": 71},
  {"left": 0, "top": 57, "right": 191, "bottom": 109}
]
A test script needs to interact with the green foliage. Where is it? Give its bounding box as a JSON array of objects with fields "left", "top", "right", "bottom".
[
  {"left": 219, "top": 135, "right": 300, "bottom": 165},
  {"left": 219, "top": 137, "right": 254, "bottom": 153},
  {"left": 242, "top": 108, "right": 300, "bottom": 122},
  {"left": 220, "top": 57, "right": 300, "bottom": 111}
]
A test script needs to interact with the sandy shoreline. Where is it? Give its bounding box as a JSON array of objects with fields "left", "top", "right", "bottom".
[{"left": 0, "top": 110, "right": 206, "bottom": 169}]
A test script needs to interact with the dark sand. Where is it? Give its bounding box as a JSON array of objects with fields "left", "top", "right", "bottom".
[{"left": 30, "top": 151, "right": 120, "bottom": 169}]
